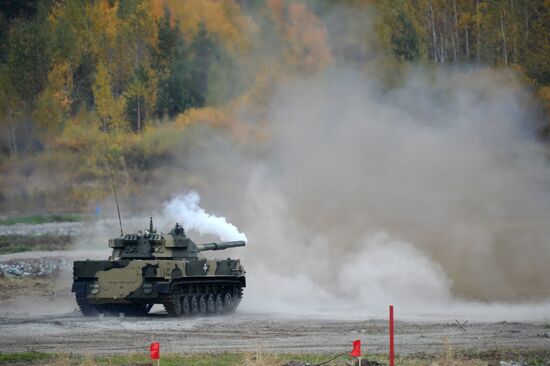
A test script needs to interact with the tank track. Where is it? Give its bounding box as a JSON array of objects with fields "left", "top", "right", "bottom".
[
  {"left": 76, "top": 294, "right": 99, "bottom": 316},
  {"left": 75, "top": 294, "right": 152, "bottom": 317},
  {"left": 161, "top": 282, "right": 243, "bottom": 317}
]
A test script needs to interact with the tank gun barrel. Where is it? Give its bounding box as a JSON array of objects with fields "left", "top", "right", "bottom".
[{"left": 196, "top": 241, "right": 246, "bottom": 251}]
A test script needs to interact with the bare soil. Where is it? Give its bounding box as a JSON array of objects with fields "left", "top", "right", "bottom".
[
  {"left": 0, "top": 304, "right": 548, "bottom": 358},
  {"left": 0, "top": 245, "right": 549, "bottom": 362}
]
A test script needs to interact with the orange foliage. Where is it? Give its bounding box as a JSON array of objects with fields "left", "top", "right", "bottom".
[
  {"left": 47, "top": 62, "right": 73, "bottom": 111},
  {"left": 173, "top": 106, "right": 255, "bottom": 142},
  {"left": 149, "top": 0, "right": 166, "bottom": 22},
  {"left": 267, "top": 0, "right": 285, "bottom": 28},
  {"left": 266, "top": 1, "right": 332, "bottom": 73},
  {"left": 174, "top": 107, "right": 236, "bottom": 128},
  {"left": 155, "top": 0, "right": 256, "bottom": 51},
  {"left": 285, "top": 3, "right": 332, "bottom": 72}
]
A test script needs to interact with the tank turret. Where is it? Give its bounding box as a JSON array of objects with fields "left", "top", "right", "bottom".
[
  {"left": 108, "top": 218, "right": 246, "bottom": 260},
  {"left": 72, "top": 218, "right": 246, "bottom": 318}
]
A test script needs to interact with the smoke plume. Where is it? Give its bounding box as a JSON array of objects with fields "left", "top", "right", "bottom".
[{"left": 162, "top": 191, "right": 248, "bottom": 242}]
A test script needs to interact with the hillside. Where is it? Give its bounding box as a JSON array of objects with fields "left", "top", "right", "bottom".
[{"left": 0, "top": 0, "right": 549, "bottom": 213}]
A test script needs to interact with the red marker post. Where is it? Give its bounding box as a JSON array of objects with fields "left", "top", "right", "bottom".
[
  {"left": 350, "top": 339, "right": 361, "bottom": 365},
  {"left": 389, "top": 305, "right": 394, "bottom": 366},
  {"left": 150, "top": 342, "right": 160, "bottom": 366}
]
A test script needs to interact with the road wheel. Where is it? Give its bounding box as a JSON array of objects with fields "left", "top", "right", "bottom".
[
  {"left": 206, "top": 295, "right": 215, "bottom": 313},
  {"left": 222, "top": 293, "right": 233, "bottom": 313},
  {"left": 199, "top": 295, "right": 207, "bottom": 314},
  {"left": 233, "top": 287, "right": 243, "bottom": 309},
  {"left": 182, "top": 296, "right": 190, "bottom": 315},
  {"left": 190, "top": 296, "right": 199, "bottom": 315},
  {"left": 215, "top": 294, "right": 224, "bottom": 313},
  {"left": 172, "top": 295, "right": 183, "bottom": 317}
]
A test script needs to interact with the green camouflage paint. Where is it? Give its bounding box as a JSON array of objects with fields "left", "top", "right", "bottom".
[{"left": 72, "top": 219, "right": 246, "bottom": 317}]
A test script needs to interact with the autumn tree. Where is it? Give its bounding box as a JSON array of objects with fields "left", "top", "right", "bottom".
[
  {"left": 0, "top": 66, "right": 20, "bottom": 156},
  {"left": 34, "top": 62, "right": 73, "bottom": 139},
  {"left": 49, "top": 1, "right": 97, "bottom": 111},
  {"left": 524, "top": 0, "right": 550, "bottom": 85},
  {"left": 154, "top": 10, "right": 191, "bottom": 118},
  {"left": 189, "top": 21, "right": 220, "bottom": 108},
  {"left": 114, "top": 1, "right": 159, "bottom": 132},
  {"left": 3, "top": 16, "right": 50, "bottom": 154},
  {"left": 93, "top": 62, "right": 124, "bottom": 131},
  {"left": 378, "top": 0, "right": 424, "bottom": 62},
  {"left": 125, "top": 65, "right": 156, "bottom": 132}
]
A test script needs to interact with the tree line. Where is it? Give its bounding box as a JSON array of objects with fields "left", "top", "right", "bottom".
[
  {"left": 0, "top": 0, "right": 226, "bottom": 157},
  {"left": 1, "top": 0, "right": 549, "bottom": 158},
  {"left": 375, "top": 0, "right": 549, "bottom": 125},
  {"left": 377, "top": 0, "right": 548, "bottom": 76},
  {"left": 0, "top": 0, "right": 548, "bottom": 212}
]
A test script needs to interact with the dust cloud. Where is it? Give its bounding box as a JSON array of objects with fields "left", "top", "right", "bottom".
[
  {"left": 52, "top": 4, "right": 550, "bottom": 321},
  {"left": 4, "top": 4, "right": 548, "bottom": 322},
  {"left": 157, "top": 65, "right": 550, "bottom": 320}
]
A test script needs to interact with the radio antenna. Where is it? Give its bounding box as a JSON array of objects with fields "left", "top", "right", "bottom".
[{"left": 102, "top": 120, "right": 124, "bottom": 236}]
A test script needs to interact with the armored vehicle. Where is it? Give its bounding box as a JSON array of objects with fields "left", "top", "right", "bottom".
[{"left": 72, "top": 218, "right": 246, "bottom": 317}]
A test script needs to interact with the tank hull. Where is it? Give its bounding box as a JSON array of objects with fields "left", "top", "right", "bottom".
[{"left": 72, "top": 258, "right": 245, "bottom": 316}]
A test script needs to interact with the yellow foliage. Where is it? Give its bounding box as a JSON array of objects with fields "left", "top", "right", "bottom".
[
  {"left": 86, "top": 0, "right": 120, "bottom": 63},
  {"left": 173, "top": 106, "right": 237, "bottom": 129},
  {"left": 93, "top": 63, "right": 126, "bottom": 131},
  {"left": 129, "top": 122, "right": 185, "bottom": 159},
  {"left": 170, "top": 105, "right": 255, "bottom": 143},
  {"left": 54, "top": 117, "right": 102, "bottom": 156},
  {"left": 34, "top": 62, "right": 73, "bottom": 137},
  {"left": 537, "top": 86, "right": 550, "bottom": 117},
  {"left": 47, "top": 0, "right": 122, "bottom": 69}
]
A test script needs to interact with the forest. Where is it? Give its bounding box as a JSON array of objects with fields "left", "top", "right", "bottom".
[{"left": 0, "top": 0, "right": 549, "bottom": 213}]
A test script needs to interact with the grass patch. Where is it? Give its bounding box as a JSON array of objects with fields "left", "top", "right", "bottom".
[
  {"left": 0, "top": 352, "right": 343, "bottom": 366},
  {"left": 0, "top": 348, "right": 548, "bottom": 366},
  {"left": 0, "top": 214, "right": 85, "bottom": 226},
  {"left": 91, "top": 352, "right": 331, "bottom": 366},
  {"left": 0, "top": 351, "right": 54, "bottom": 364},
  {"left": 0, "top": 234, "right": 74, "bottom": 254},
  {"left": 95, "top": 352, "right": 244, "bottom": 366}
]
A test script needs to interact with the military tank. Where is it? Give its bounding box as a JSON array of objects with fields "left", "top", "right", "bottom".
[{"left": 71, "top": 218, "right": 246, "bottom": 317}]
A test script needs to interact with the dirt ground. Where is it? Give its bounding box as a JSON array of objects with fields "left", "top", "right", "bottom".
[
  {"left": 0, "top": 307, "right": 549, "bottom": 357},
  {"left": 1, "top": 246, "right": 549, "bottom": 361}
]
